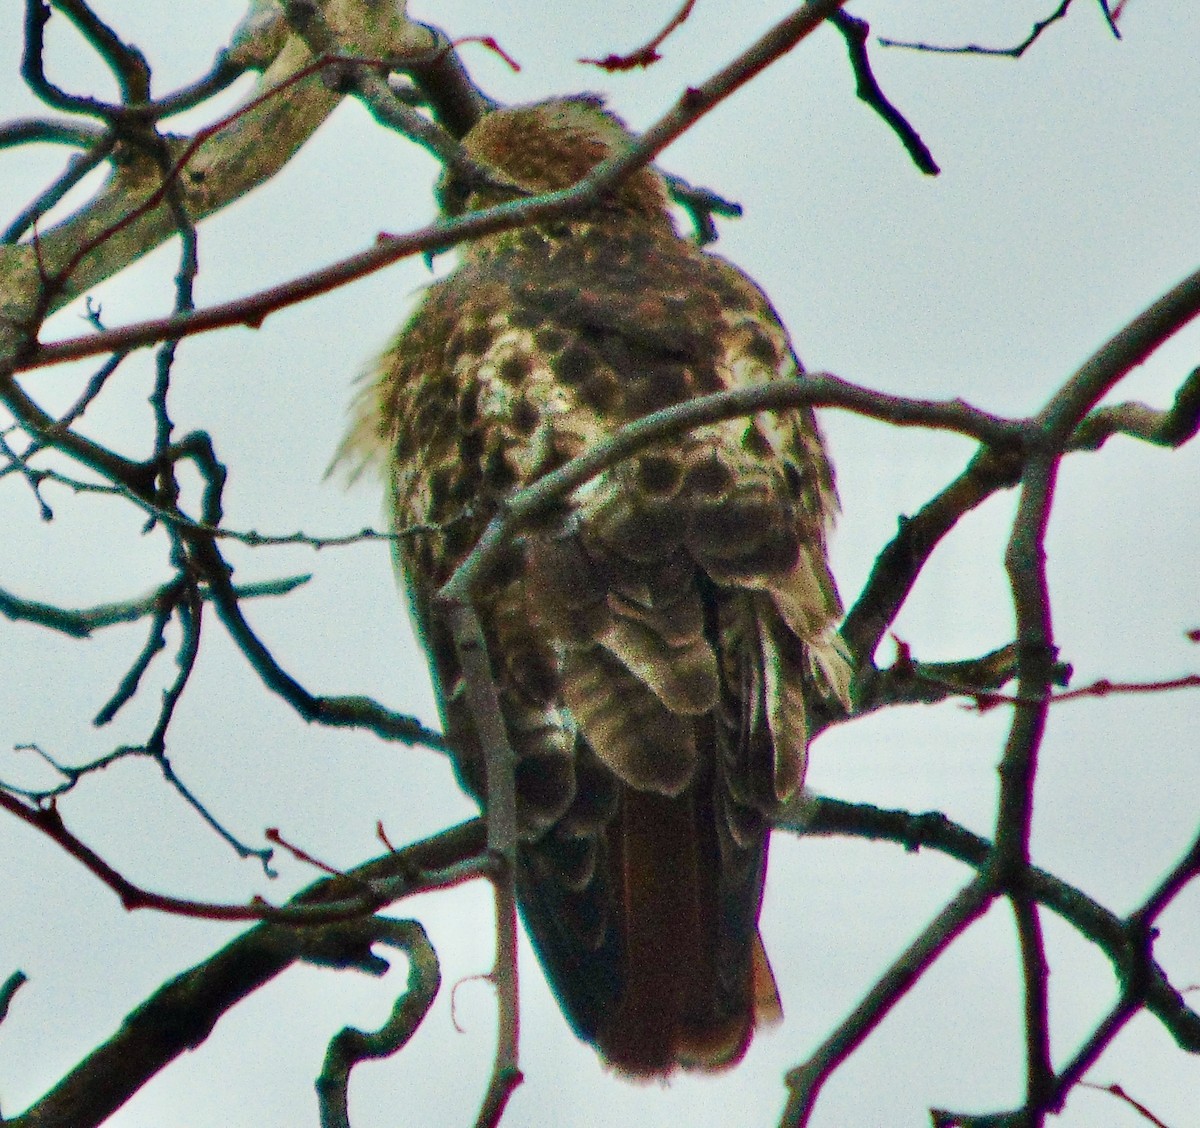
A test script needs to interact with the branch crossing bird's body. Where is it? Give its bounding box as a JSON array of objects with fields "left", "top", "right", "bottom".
[{"left": 343, "top": 97, "right": 850, "bottom": 1076}]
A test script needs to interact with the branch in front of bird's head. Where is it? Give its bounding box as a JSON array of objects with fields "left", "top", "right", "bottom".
[{"left": 12, "top": 0, "right": 852, "bottom": 374}]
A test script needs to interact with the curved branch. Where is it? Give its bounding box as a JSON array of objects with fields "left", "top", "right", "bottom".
[
  {"left": 3, "top": 820, "right": 485, "bottom": 1128},
  {"left": 1039, "top": 264, "right": 1200, "bottom": 445},
  {"left": 841, "top": 446, "right": 1024, "bottom": 665},
  {"left": 315, "top": 920, "right": 441, "bottom": 1128},
  {"left": 1069, "top": 364, "right": 1200, "bottom": 452},
  {"left": 440, "top": 375, "right": 1018, "bottom": 603}
]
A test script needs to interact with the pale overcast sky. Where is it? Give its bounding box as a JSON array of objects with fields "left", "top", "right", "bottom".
[{"left": 1, "top": 3, "right": 1198, "bottom": 1127}]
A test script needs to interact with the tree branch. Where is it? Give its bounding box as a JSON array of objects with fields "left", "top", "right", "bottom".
[
  {"left": 2, "top": 820, "right": 484, "bottom": 1128},
  {"left": 784, "top": 796, "right": 1200, "bottom": 1053},
  {"left": 1, "top": 1, "right": 438, "bottom": 363},
  {"left": 879, "top": 1, "right": 1076, "bottom": 59},
  {"left": 829, "top": 10, "right": 939, "bottom": 174},
  {"left": 13, "top": 0, "right": 852, "bottom": 372},
  {"left": 780, "top": 876, "right": 995, "bottom": 1127},
  {"left": 315, "top": 919, "right": 440, "bottom": 1128}
]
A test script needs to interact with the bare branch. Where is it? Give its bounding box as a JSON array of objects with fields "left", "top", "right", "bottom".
[
  {"left": 51, "top": 0, "right": 151, "bottom": 104},
  {"left": 0, "top": 573, "right": 307, "bottom": 637},
  {"left": 1, "top": 7, "right": 438, "bottom": 363},
  {"left": 1008, "top": 831, "right": 1200, "bottom": 1116},
  {"left": 830, "top": 10, "right": 939, "bottom": 174},
  {"left": 21, "top": 0, "right": 116, "bottom": 116},
  {"left": 399, "top": 21, "right": 492, "bottom": 137},
  {"left": 436, "top": 599, "right": 524, "bottom": 1124},
  {"left": 0, "top": 118, "right": 105, "bottom": 148},
  {"left": 785, "top": 796, "right": 1200, "bottom": 1053},
  {"left": 0, "top": 969, "right": 27, "bottom": 1025},
  {"left": 14, "top": 0, "right": 852, "bottom": 372},
  {"left": 661, "top": 170, "right": 743, "bottom": 245},
  {"left": 1038, "top": 266, "right": 1200, "bottom": 445},
  {"left": 2, "top": 134, "right": 117, "bottom": 246},
  {"left": 780, "top": 877, "right": 994, "bottom": 1126},
  {"left": 803, "top": 800, "right": 1200, "bottom": 1124},
  {"left": 831, "top": 643, "right": 1029, "bottom": 727},
  {"left": 441, "top": 374, "right": 1018, "bottom": 604},
  {"left": 1133, "top": 824, "right": 1200, "bottom": 927},
  {"left": 2, "top": 820, "right": 484, "bottom": 1128},
  {"left": 579, "top": 0, "right": 697, "bottom": 71},
  {"left": 1078, "top": 1082, "right": 1173, "bottom": 1128},
  {"left": 1013, "top": 896, "right": 1053, "bottom": 1120},
  {"left": 992, "top": 454, "right": 1056, "bottom": 871},
  {"left": 1069, "top": 364, "right": 1200, "bottom": 452},
  {"left": 316, "top": 920, "right": 440, "bottom": 1128},
  {"left": 879, "top": 1, "right": 1075, "bottom": 59},
  {"left": 196, "top": 532, "right": 446, "bottom": 749},
  {"left": 841, "top": 446, "right": 1023, "bottom": 666}
]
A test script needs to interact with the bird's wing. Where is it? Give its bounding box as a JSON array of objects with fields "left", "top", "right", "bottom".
[{"left": 360, "top": 219, "right": 848, "bottom": 1074}]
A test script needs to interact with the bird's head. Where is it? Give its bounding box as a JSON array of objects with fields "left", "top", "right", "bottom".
[{"left": 437, "top": 95, "right": 672, "bottom": 223}]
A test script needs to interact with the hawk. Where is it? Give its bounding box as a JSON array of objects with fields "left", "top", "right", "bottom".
[{"left": 343, "top": 96, "right": 850, "bottom": 1076}]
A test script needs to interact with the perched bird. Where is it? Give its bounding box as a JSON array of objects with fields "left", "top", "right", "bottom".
[{"left": 342, "top": 96, "right": 850, "bottom": 1077}]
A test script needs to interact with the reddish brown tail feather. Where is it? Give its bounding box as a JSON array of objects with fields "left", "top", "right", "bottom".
[{"left": 596, "top": 787, "right": 774, "bottom": 1076}]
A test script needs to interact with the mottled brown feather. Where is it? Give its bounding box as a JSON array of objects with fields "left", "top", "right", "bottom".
[{"left": 341, "top": 96, "right": 850, "bottom": 1076}]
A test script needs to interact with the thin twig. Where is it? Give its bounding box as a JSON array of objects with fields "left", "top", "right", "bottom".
[
  {"left": 579, "top": 0, "right": 697, "bottom": 70},
  {"left": 91, "top": 598, "right": 172, "bottom": 723},
  {"left": 1078, "top": 1082, "right": 1172, "bottom": 1128},
  {"left": 956, "top": 673, "right": 1200, "bottom": 712},
  {"left": 830, "top": 10, "right": 939, "bottom": 174},
  {"left": 2, "top": 134, "right": 117, "bottom": 245},
  {"left": 0, "top": 573, "right": 310, "bottom": 638},
  {"left": 879, "top": 0, "right": 1074, "bottom": 59},
  {"left": 662, "top": 170, "right": 742, "bottom": 245},
  {"left": 20, "top": 0, "right": 853, "bottom": 371}
]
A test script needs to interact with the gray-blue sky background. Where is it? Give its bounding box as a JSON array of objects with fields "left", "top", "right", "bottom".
[{"left": 1, "top": 2, "right": 1197, "bottom": 1125}]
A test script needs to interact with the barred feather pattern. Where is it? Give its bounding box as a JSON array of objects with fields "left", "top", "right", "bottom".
[{"left": 343, "top": 96, "right": 850, "bottom": 1076}]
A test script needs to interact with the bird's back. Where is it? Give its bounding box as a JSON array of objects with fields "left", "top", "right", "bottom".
[{"left": 350, "top": 97, "right": 849, "bottom": 1076}]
